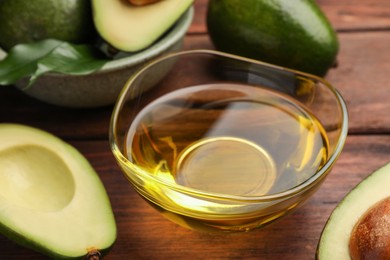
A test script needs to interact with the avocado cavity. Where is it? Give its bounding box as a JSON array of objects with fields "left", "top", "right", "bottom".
[
  {"left": 0, "top": 124, "right": 116, "bottom": 259},
  {"left": 0, "top": 145, "right": 75, "bottom": 212}
]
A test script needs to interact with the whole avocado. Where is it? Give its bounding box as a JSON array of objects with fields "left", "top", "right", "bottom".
[
  {"left": 0, "top": 0, "right": 95, "bottom": 51},
  {"left": 207, "top": 0, "right": 339, "bottom": 76}
]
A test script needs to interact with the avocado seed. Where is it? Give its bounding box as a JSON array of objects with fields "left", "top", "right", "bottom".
[
  {"left": 128, "top": 0, "right": 161, "bottom": 6},
  {"left": 349, "top": 197, "right": 390, "bottom": 259}
]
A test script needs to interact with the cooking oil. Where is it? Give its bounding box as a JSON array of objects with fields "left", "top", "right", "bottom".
[{"left": 124, "top": 83, "right": 329, "bottom": 231}]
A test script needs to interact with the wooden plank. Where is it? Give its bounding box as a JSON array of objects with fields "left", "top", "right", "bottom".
[
  {"left": 0, "top": 1, "right": 389, "bottom": 259},
  {"left": 0, "top": 32, "right": 388, "bottom": 139},
  {"left": 188, "top": 0, "right": 208, "bottom": 34},
  {"left": 181, "top": 31, "right": 390, "bottom": 134},
  {"left": 189, "top": 0, "right": 390, "bottom": 34},
  {"left": 1, "top": 30, "right": 389, "bottom": 138},
  {"left": 317, "top": 0, "right": 390, "bottom": 31},
  {"left": 0, "top": 135, "right": 389, "bottom": 259},
  {"left": 326, "top": 31, "right": 390, "bottom": 134},
  {"left": 0, "top": 87, "right": 112, "bottom": 140}
]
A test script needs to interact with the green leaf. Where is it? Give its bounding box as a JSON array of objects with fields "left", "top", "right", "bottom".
[
  {"left": 0, "top": 39, "right": 61, "bottom": 85},
  {"left": 0, "top": 39, "right": 108, "bottom": 87}
]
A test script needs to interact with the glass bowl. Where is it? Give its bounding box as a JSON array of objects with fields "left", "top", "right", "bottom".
[{"left": 110, "top": 49, "right": 348, "bottom": 233}]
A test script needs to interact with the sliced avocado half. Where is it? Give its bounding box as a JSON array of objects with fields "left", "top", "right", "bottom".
[
  {"left": 0, "top": 124, "right": 116, "bottom": 259},
  {"left": 317, "top": 162, "right": 390, "bottom": 259},
  {"left": 91, "top": 0, "right": 193, "bottom": 52}
]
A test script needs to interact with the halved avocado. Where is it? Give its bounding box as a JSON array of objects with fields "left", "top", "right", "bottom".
[
  {"left": 0, "top": 124, "right": 116, "bottom": 259},
  {"left": 91, "top": 0, "right": 193, "bottom": 52},
  {"left": 317, "top": 162, "right": 390, "bottom": 259}
]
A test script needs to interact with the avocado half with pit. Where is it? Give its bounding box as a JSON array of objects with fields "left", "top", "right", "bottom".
[
  {"left": 0, "top": 124, "right": 116, "bottom": 259},
  {"left": 317, "top": 162, "right": 390, "bottom": 259}
]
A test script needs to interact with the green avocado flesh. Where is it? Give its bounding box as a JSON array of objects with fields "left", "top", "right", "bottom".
[
  {"left": 0, "top": 0, "right": 95, "bottom": 51},
  {"left": 0, "top": 124, "right": 116, "bottom": 259},
  {"left": 317, "top": 162, "right": 390, "bottom": 259},
  {"left": 207, "top": 0, "right": 339, "bottom": 76},
  {"left": 91, "top": 0, "right": 193, "bottom": 52}
]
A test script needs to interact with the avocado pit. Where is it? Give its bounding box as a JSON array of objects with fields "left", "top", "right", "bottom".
[
  {"left": 317, "top": 163, "right": 390, "bottom": 259},
  {"left": 349, "top": 197, "right": 390, "bottom": 259}
]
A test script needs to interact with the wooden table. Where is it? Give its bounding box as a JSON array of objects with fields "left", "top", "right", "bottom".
[{"left": 1, "top": 0, "right": 389, "bottom": 259}]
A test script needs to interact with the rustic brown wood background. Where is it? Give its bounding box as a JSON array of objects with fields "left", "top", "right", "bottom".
[{"left": 0, "top": 0, "right": 390, "bottom": 259}]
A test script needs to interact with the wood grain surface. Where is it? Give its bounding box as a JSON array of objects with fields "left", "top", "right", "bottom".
[{"left": 1, "top": 0, "right": 390, "bottom": 259}]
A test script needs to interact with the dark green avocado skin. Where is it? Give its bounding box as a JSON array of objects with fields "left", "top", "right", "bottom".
[
  {"left": 0, "top": 0, "right": 95, "bottom": 51},
  {"left": 207, "top": 0, "right": 339, "bottom": 76}
]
